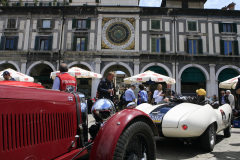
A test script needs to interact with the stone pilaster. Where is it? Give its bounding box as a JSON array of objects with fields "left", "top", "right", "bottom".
[{"left": 92, "top": 58, "right": 101, "bottom": 98}]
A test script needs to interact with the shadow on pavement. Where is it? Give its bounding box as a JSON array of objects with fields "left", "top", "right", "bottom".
[{"left": 155, "top": 134, "right": 225, "bottom": 159}]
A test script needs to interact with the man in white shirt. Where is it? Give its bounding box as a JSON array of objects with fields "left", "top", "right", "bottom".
[{"left": 226, "top": 90, "right": 235, "bottom": 109}]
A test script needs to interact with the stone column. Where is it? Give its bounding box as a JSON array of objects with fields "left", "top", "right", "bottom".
[
  {"left": 96, "top": 14, "right": 103, "bottom": 51},
  {"left": 133, "top": 59, "right": 140, "bottom": 76},
  {"left": 135, "top": 16, "right": 140, "bottom": 52},
  {"left": 172, "top": 62, "right": 179, "bottom": 94},
  {"left": 208, "top": 20, "right": 214, "bottom": 54},
  {"left": 23, "top": 17, "right": 31, "bottom": 51},
  {"left": 91, "top": 58, "right": 101, "bottom": 98},
  {"left": 208, "top": 64, "right": 217, "bottom": 97},
  {"left": 20, "top": 60, "right": 27, "bottom": 74}
]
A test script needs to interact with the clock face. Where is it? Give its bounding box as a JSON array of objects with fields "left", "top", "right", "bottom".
[{"left": 102, "top": 18, "right": 135, "bottom": 50}]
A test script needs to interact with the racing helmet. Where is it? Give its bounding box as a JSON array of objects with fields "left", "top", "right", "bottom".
[{"left": 92, "top": 99, "right": 116, "bottom": 121}]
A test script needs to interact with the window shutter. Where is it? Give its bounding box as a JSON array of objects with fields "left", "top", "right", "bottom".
[
  {"left": 50, "top": 19, "right": 55, "bottom": 28},
  {"left": 25, "top": 3, "right": 28, "bottom": 6},
  {"left": 72, "top": 19, "right": 76, "bottom": 29},
  {"left": 7, "top": 19, "right": 10, "bottom": 28},
  {"left": 186, "top": 38, "right": 189, "bottom": 53},
  {"left": 84, "top": 36, "right": 88, "bottom": 51},
  {"left": 234, "top": 40, "right": 239, "bottom": 55},
  {"left": 0, "top": 36, "right": 6, "bottom": 50},
  {"left": 161, "top": 37, "right": 166, "bottom": 53},
  {"left": 219, "top": 23, "right": 223, "bottom": 33},
  {"left": 220, "top": 40, "right": 224, "bottom": 55},
  {"left": 198, "top": 39, "right": 203, "bottom": 54},
  {"left": 37, "top": 19, "right": 42, "bottom": 28},
  {"left": 86, "top": 18, "right": 91, "bottom": 29},
  {"left": 13, "top": 36, "right": 19, "bottom": 50},
  {"left": 72, "top": 35, "right": 76, "bottom": 51},
  {"left": 49, "top": 2, "right": 52, "bottom": 6},
  {"left": 233, "top": 23, "right": 237, "bottom": 33},
  {"left": 39, "top": 2, "right": 42, "bottom": 6},
  {"left": 151, "top": 38, "right": 156, "bottom": 52},
  {"left": 34, "top": 36, "right": 40, "bottom": 50},
  {"left": 48, "top": 36, "right": 53, "bottom": 51}
]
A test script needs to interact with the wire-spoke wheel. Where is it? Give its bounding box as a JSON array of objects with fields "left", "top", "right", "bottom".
[
  {"left": 200, "top": 123, "right": 216, "bottom": 152},
  {"left": 113, "top": 121, "right": 156, "bottom": 160}
]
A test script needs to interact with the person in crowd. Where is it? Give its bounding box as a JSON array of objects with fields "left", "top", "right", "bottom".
[
  {"left": 194, "top": 88, "right": 207, "bottom": 105},
  {"left": 226, "top": 90, "right": 235, "bottom": 109},
  {"left": 147, "top": 90, "right": 152, "bottom": 104},
  {"left": 52, "top": 63, "right": 77, "bottom": 92},
  {"left": 87, "top": 96, "right": 94, "bottom": 114},
  {"left": 210, "top": 94, "right": 218, "bottom": 102},
  {"left": 233, "top": 109, "right": 240, "bottom": 120},
  {"left": 153, "top": 84, "right": 164, "bottom": 104},
  {"left": 219, "top": 90, "right": 227, "bottom": 105},
  {"left": 137, "top": 84, "right": 148, "bottom": 105},
  {"left": 97, "top": 71, "right": 115, "bottom": 101},
  {"left": 162, "top": 83, "right": 175, "bottom": 101},
  {"left": 119, "top": 87, "right": 128, "bottom": 110},
  {"left": 125, "top": 85, "right": 136, "bottom": 105},
  {"left": 2, "top": 71, "right": 16, "bottom": 81}
]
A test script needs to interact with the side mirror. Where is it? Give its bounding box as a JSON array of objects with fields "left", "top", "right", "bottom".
[{"left": 126, "top": 102, "right": 136, "bottom": 109}]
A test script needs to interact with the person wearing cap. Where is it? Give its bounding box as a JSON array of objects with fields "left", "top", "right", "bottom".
[
  {"left": 226, "top": 90, "right": 235, "bottom": 109},
  {"left": 2, "top": 71, "right": 16, "bottom": 81},
  {"left": 52, "top": 63, "right": 77, "bottom": 92},
  {"left": 194, "top": 88, "right": 207, "bottom": 105}
]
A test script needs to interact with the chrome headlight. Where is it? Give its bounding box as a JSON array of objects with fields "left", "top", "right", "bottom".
[{"left": 92, "top": 99, "right": 116, "bottom": 121}]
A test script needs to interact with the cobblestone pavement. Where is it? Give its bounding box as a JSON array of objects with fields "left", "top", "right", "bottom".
[{"left": 88, "top": 114, "right": 240, "bottom": 160}]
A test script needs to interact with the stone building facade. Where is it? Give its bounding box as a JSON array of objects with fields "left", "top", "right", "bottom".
[{"left": 0, "top": 0, "right": 239, "bottom": 99}]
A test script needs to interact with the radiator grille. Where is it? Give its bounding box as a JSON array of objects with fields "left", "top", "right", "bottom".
[{"left": 0, "top": 113, "right": 74, "bottom": 151}]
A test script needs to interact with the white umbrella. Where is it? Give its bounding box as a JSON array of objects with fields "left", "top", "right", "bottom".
[
  {"left": 124, "top": 70, "right": 176, "bottom": 84},
  {"left": 0, "top": 68, "right": 34, "bottom": 82},
  {"left": 50, "top": 67, "right": 102, "bottom": 79},
  {"left": 219, "top": 75, "right": 240, "bottom": 89}
]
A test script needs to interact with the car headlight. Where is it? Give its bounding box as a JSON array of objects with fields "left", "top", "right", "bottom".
[{"left": 92, "top": 99, "right": 116, "bottom": 121}]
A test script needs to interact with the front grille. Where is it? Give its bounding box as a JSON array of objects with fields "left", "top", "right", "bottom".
[{"left": 0, "top": 112, "right": 74, "bottom": 152}]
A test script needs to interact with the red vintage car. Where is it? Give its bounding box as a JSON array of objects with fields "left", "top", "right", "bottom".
[{"left": 0, "top": 83, "right": 158, "bottom": 160}]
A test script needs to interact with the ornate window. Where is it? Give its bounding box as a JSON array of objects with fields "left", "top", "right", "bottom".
[
  {"left": 72, "top": 19, "right": 91, "bottom": 29},
  {"left": 150, "top": 20, "right": 161, "bottom": 30},
  {"left": 219, "top": 23, "right": 237, "bottom": 33},
  {"left": 151, "top": 37, "right": 166, "bottom": 53},
  {"left": 34, "top": 36, "right": 53, "bottom": 51},
  {"left": 187, "top": 21, "right": 197, "bottom": 31},
  {"left": 7, "top": 19, "right": 16, "bottom": 29},
  {"left": 187, "top": 39, "right": 203, "bottom": 54},
  {"left": 0, "top": 36, "right": 18, "bottom": 50},
  {"left": 220, "top": 40, "right": 239, "bottom": 55},
  {"left": 73, "top": 35, "right": 88, "bottom": 51}
]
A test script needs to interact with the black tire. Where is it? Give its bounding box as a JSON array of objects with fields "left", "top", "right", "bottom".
[
  {"left": 113, "top": 121, "right": 156, "bottom": 160},
  {"left": 200, "top": 124, "right": 216, "bottom": 152}
]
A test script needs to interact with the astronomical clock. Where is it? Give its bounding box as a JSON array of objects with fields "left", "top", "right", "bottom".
[{"left": 101, "top": 18, "right": 135, "bottom": 50}]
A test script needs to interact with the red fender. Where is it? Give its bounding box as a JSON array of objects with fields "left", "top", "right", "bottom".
[{"left": 89, "top": 108, "right": 158, "bottom": 160}]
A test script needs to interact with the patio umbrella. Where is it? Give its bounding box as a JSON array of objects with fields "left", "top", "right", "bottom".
[
  {"left": 50, "top": 67, "right": 102, "bottom": 79},
  {"left": 124, "top": 70, "right": 176, "bottom": 84},
  {"left": 0, "top": 68, "right": 34, "bottom": 82},
  {"left": 219, "top": 75, "right": 240, "bottom": 89}
]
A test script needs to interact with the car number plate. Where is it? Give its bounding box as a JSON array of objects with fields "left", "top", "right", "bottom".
[{"left": 149, "top": 114, "right": 163, "bottom": 123}]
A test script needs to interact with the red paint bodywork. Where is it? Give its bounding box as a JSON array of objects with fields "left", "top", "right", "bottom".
[
  {"left": 90, "top": 109, "right": 158, "bottom": 160},
  {"left": 0, "top": 81, "right": 45, "bottom": 88},
  {"left": 0, "top": 84, "right": 157, "bottom": 160},
  {"left": 0, "top": 84, "right": 80, "bottom": 160}
]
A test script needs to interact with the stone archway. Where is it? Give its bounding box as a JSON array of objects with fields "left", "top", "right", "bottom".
[
  {"left": 27, "top": 61, "right": 55, "bottom": 88},
  {"left": 0, "top": 61, "right": 20, "bottom": 72},
  {"left": 101, "top": 62, "right": 132, "bottom": 98},
  {"left": 178, "top": 64, "right": 209, "bottom": 96}
]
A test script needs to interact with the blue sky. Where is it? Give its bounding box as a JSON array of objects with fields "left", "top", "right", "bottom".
[{"left": 139, "top": 0, "right": 240, "bottom": 10}]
